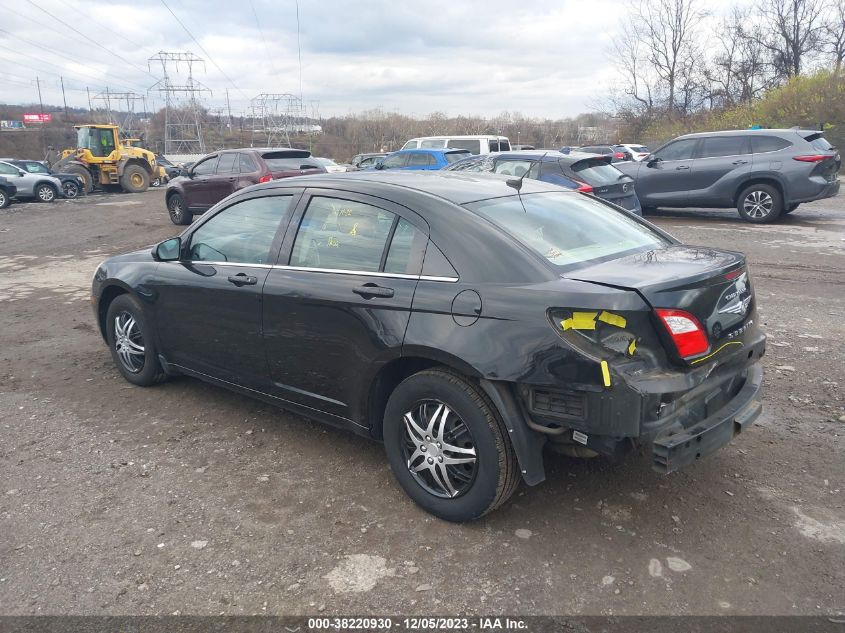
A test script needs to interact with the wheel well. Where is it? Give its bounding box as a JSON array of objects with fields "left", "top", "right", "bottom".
[
  {"left": 734, "top": 178, "right": 784, "bottom": 206},
  {"left": 35, "top": 180, "right": 58, "bottom": 192},
  {"left": 97, "top": 285, "right": 129, "bottom": 341},
  {"left": 120, "top": 158, "right": 153, "bottom": 176},
  {"left": 367, "top": 356, "right": 446, "bottom": 440}
]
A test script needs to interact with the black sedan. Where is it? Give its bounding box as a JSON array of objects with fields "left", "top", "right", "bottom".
[
  {"left": 444, "top": 150, "right": 642, "bottom": 214},
  {"left": 0, "top": 175, "right": 16, "bottom": 208},
  {"left": 92, "top": 172, "right": 765, "bottom": 521}
]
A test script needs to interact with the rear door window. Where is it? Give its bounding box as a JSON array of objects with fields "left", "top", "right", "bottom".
[
  {"left": 407, "top": 152, "right": 434, "bottom": 167},
  {"left": 383, "top": 218, "right": 427, "bottom": 274},
  {"left": 401, "top": 140, "right": 419, "bottom": 149},
  {"left": 499, "top": 140, "right": 511, "bottom": 151},
  {"left": 655, "top": 139, "right": 698, "bottom": 161},
  {"left": 289, "top": 197, "right": 396, "bottom": 272},
  {"left": 216, "top": 153, "right": 238, "bottom": 174},
  {"left": 699, "top": 136, "right": 750, "bottom": 158},
  {"left": 381, "top": 154, "right": 408, "bottom": 169},
  {"left": 447, "top": 139, "right": 482, "bottom": 154},
  {"left": 239, "top": 153, "right": 258, "bottom": 172},
  {"left": 420, "top": 139, "right": 446, "bottom": 148}
]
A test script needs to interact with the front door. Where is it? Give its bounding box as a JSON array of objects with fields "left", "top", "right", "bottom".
[
  {"left": 639, "top": 138, "right": 699, "bottom": 206},
  {"left": 150, "top": 192, "right": 298, "bottom": 386},
  {"left": 687, "top": 135, "right": 752, "bottom": 206},
  {"left": 262, "top": 190, "right": 428, "bottom": 424},
  {"left": 181, "top": 155, "right": 218, "bottom": 210}
]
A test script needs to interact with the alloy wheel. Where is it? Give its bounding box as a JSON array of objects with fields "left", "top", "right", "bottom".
[
  {"left": 113, "top": 311, "right": 145, "bottom": 373},
  {"left": 37, "top": 185, "right": 55, "bottom": 202},
  {"left": 742, "top": 190, "right": 773, "bottom": 219},
  {"left": 63, "top": 182, "right": 79, "bottom": 198},
  {"left": 169, "top": 197, "right": 182, "bottom": 218},
  {"left": 402, "top": 400, "right": 477, "bottom": 498}
]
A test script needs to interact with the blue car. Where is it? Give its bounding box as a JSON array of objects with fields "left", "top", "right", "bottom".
[
  {"left": 373, "top": 148, "right": 471, "bottom": 171},
  {"left": 444, "top": 150, "right": 642, "bottom": 215}
]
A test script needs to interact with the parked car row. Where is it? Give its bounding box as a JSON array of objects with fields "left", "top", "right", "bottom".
[{"left": 0, "top": 158, "right": 85, "bottom": 206}]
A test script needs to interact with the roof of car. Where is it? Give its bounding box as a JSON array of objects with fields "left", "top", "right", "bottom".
[
  {"left": 449, "top": 150, "right": 610, "bottom": 166},
  {"left": 254, "top": 170, "right": 567, "bottom": 204},
  {"left": 677, "top": 128, "right": 821, "bottom": 139},
  {"left": 392, "top": 148, "right": 471, "bottom": 155}
]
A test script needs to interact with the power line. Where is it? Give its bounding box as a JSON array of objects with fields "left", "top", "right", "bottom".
[
  {"left": 158, "top": 0, "right": 250, "bottom": 101},
  {"left": 250, "top": 0, "right": 284, "bottom": 88},
  {"left": 54, "top": 0, "right": 156, "bottom": 56},
  {"left": 23, "top": 0, "right": 158, "bottom": 80}
]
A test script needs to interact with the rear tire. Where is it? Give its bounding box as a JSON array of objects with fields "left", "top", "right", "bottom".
[
  {"left": 120, "top": 164, "right": 150, "bottom": 193},
  {"left": 383, "top": 368, "right": 520, "bottom": 522},
  {"left": 62, "top": 180, "right": 80, "bottom": 199},
  {"left": 105, "top": 294, "right": 166, "bottom": 387},
  {"left": 0, "top": 189, "right": 9, "bottom": 208},
  {"left": 782, "top": 203, "right": 800, "bottom": 214},
  {"left": 167, "top": 193, "right": 192, "bottom": 225},
  {"left": 35, "top": 183, "right": 57, "bottom": 202},
  {"left": 737, "top": 183, "right": 782, "bottom": 223}
]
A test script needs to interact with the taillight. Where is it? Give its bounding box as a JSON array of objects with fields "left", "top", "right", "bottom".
[
  {"left": 655, "top": 308, "right": 708, "bottom": 359},
  {"left": 614, "top": 152, "right": 625, "bottom": 159},
  {"left": 258, "top": 174, "right": 273, "bottom": 183},
  {"left": 792, "top": 155, "right": 830, "bottom": 163},
  {"left": 574, "top": 180, "right": 593, "bottom": 193}
]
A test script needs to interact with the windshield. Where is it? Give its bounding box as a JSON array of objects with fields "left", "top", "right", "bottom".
[
  {"left": 464, "top": 192, "right": 667, "bottom": 270},
  {"left": 570, "top": 159, "right": 628, "bottom": 185},
  {"left": 76, "top": 128, "right": 91, "bottom": 150}
]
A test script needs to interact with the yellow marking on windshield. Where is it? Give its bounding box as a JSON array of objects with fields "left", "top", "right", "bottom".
[
  {"left": 598, "top": 311, "right": 627, "bottom": 328},
  {"left": 627, "top": 339, "right": 637, "bottom": 356},
  {"left": 600, "top": 360, "right": 611, "bottom": 387}
]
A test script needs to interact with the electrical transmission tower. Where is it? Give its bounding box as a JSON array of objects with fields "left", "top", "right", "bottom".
[
  {"left": 91, "top": 89, "right": 145, "bottom": 138},
  {"left": 249, "top": 93, "right": 310, "bottom": 147},
  {"left": 148, "top": 51, "right": 211, "bottom": 155}
]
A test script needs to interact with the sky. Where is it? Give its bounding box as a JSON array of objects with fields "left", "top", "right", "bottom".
[{"left": 0, "top": 0, "right": 737, "bottom": 120}]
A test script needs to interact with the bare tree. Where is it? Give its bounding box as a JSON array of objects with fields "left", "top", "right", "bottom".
[
  {"left": 821, "top": 0, "right": 845, "bottom": 71},
  {"left": 755, "top": 0, "right": 825, "bottom": 78}
]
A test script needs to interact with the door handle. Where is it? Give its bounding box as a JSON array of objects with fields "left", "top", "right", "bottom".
[
  {"left": 732, "top": 159, "right": 749, "bottom": 165},
  {"left": 227, "top": 273, "right": 258, "bottom": 286},
  {"left": 675, "top": 165, "right": 690, "bottom": 170},
  {"left": 353, "top": 284, "right": 394, "bottom": 299}
]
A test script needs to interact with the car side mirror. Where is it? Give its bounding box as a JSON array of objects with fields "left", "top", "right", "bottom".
[
  {"left": 374, "top": 162, "right": 385, "bottom": 170},
  {"left": 646, "top": 156, "right": 660, "bottom": 167},
  {"left": 153, "top": 237, "right": 181, "bottom": 261},
  {"left": 18, "top": 170, "right": 26, "bottom": 177}
]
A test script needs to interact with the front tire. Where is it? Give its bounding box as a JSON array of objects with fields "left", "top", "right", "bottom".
[
  {"left": 167, "top": 193, "right": 192, "bottom": 225},
  {"left": 35, "top": 183, "right": 57, "bottom": 202},
  {"left": 62, "top": 181, "right": 80, "bottom": 199},
  {"left": 105, "top": 294, "right": 166, "bottom": 387},
  {"left": 0, "top": 189, "right": 9, "bottom": 209},
  {"left": 120, "top": 164, "right": 150, "bottom": 193},
  {"left": 383, "top": 368, "right": 520, "bottom": 521},
  {"left": 737, "top": 184, "right": 782, "bottom": 223}
]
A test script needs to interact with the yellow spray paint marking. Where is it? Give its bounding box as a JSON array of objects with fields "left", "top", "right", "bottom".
[
  {"left": 627, "top": 339, "right": 637, "bottom": 356},
  {"left": 690, "top": 341, "right": 743, "bottom": 365},
  {"left": 600, "top": 360, "right": 611, "bottom": 387},
  {"left": 561, "top": 311, "right": 598, "bottom": 331},
  {"left": 348, "top": 222, "right": 359, "bottom": 236},
  {"left": 598, "top": 311, "right": 627, "bottom": 328},
  {"left": 327, "top": 236, "right": 340, "bottom": 248}
]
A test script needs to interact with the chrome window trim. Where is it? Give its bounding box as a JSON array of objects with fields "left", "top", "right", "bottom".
[{"left": 164, "top": 260, "right": 458, "bottom": 282}]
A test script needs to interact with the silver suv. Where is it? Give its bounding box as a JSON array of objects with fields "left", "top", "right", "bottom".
[
  {"left": 617, "top": 129, "right": 840, "bottom": 223},
  {"left": 0, "top": 160, "right": 63, "bottom": 202}
]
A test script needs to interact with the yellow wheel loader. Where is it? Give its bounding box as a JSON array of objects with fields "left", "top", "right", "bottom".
[{"left": 54, "top": 125, "right": 165, "bottom": 194}]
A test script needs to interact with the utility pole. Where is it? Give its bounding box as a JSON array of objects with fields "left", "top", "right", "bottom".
[
  {"left": 60, "top": 77, "right": 69, "bottom": 119},
  {"left": 35, "top": 76, "right": 46, "bottom": 156},
  {"left": 87, "top": 87, "right": 93, "bottom": 114}
]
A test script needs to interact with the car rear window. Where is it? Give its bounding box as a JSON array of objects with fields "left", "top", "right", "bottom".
[
  {"left": 751, "top": 136, "right": 792, "bottom": 153},
  {"left": 628, "top": 145, "right": 649, "bottom": 153},
  {"left": 804, "top": 133, "right": 834, "bottom": 151},
  {"left": 261, "top": 151, "right": 312, "bottom": 171},
  {"left": 569, "top": 158, "right": 626, "bottom": 185},
  {"left": 464, "top": 192, "right": 667, "bottom": 271}
]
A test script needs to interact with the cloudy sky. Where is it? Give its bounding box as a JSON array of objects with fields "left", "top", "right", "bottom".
[{"left": 0, "top": 0, "right": 736, "bottom": 119}]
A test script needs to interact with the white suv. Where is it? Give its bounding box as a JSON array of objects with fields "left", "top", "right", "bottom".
[{"left": 401, "top": 135, "right": 510, "bottom": 155}]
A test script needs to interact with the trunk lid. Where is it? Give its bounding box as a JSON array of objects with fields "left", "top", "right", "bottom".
[{"left": 565, "top": 245, "right": 755, "bottom": 363}]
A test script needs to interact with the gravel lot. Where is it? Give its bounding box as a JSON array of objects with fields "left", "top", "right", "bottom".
[{"left": 0, "top": 189, "right": 843, "bottom": 616}]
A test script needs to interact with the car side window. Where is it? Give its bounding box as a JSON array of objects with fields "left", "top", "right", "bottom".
[
  {"left": 699, "top": 136, "right": 749, "bottom": 158},
  {"left": 407, "top": 152, "right": 431, "bottom": 167},
  {"left": 420, "top": 139, "right": 446, "bottom": 148},
  {"left": 0, "top": 162, "right": 18, "bottom": 175},
  {"left": 25, "top": 162, "right": 50, "bottom": 174},
  {"left": 188, "top": 195, "right": 292, "bottom": 264},
  {"left": 381, "top": 154, "right": 407, "bottom": 169},
  {"left": 751, "top": 136, "right": 792, "bottom": 153},
  {"left": 216, "top": 153, "right": 238, "bottom": 174},
  {"left": 239, "top": 153, "right": 258, "bottom": 173},
  {"left": 493, "top": 160, "right": 540, "bottom": 178},
  {"left": 192, "top": 157, "right": 218, "bottom": 176},
  {"left": 655, "top": 139, "right": 697, "bottom": 161},
  {"left": 289, "top": 197, "right": 396, "bottom": 272},
  {"left": 384, "top": 218, "right": 426, "bottom": 274}
]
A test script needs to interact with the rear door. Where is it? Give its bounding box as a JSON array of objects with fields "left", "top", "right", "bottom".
[
  {"left": 261, "top": 190, "right": 428, "bottom": 423},
  {"left": 379, "top": 153, "right": 410, "bottom": 170},
  {"left": 182, "top": 155, "right": 218, "bottom": 209},
  {"left": 150, "top": 192, "right": 300, "bottom": 386},
  {"left": 688, "top": 135, "right": 752, "bottom": 206},
  {"left": 237, "top": 152, "right": 261, "bottom": 188},
  {"left": 636, "top": 138, "right": 699, "bottom": 206}
]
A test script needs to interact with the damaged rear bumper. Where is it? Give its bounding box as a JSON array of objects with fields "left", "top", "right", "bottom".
[{"left": 652, "top": 364, "right": 763, "bottom": 474}]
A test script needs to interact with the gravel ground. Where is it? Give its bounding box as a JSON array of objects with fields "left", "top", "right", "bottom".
[{"left": 0, "top": 189, "right": 843, "bottom": 616}]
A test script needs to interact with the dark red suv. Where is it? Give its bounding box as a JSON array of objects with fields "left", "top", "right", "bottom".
[{"left": 165, "top": 148, "right": 325, "bottom": 224}]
